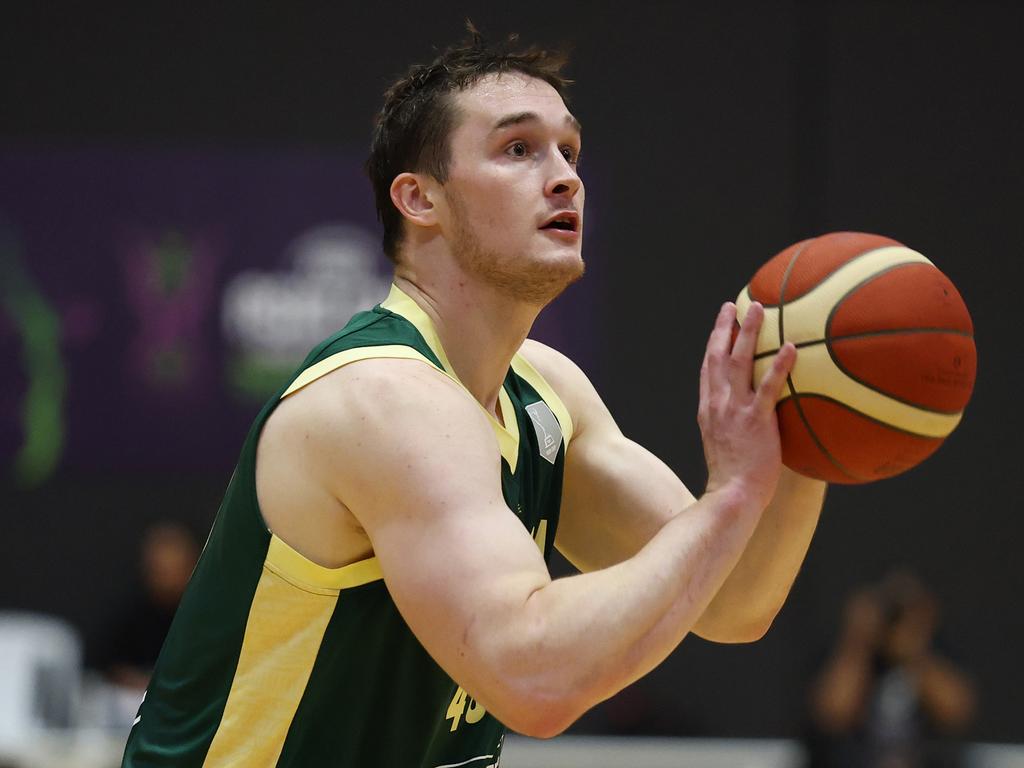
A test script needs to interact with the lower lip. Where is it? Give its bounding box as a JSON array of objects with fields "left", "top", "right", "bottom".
[{"left": 540, "top": 228, "right": 580, "bottom": 242}]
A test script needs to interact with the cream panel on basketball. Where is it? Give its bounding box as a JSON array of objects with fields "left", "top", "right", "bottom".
[
  {"left": 737, "top": 246, "right": 935, "bottom": 351},
  {"left": 739, "top": 246, "right": 962, "bottom": 437},
  {"left": 784, "top": 246, "right": 933, "bottom": 343},
  {"left": 783, "top": 345, "right": 962, "bottom": 437}
]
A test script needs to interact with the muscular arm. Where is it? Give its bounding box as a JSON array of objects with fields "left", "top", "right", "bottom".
[
  {"left": 306, "top": 305, "right": 793, "bottom": 737},
  {"left": 696, "top": 467, "right": 825, "bottom": 639},
  {"left": 526, "top": 326, "right": 826, "bottom": 643}
]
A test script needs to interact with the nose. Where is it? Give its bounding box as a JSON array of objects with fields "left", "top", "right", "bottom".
[{"left": 544, "top": 150, "right": 582, "bottom": 201}]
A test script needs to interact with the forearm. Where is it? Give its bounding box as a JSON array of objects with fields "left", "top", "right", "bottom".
[
  {"left": 493, "top": 302, "right": 799, "bottom": 731},
  {"left": 911, "top": 653, "right": 977, "bottom": 730},
  {"left": 694, "top": 467, "right": 826, "bottom": 641},
  {"left": 810, "top": 640, "right": 875, "bottom": 731},
  {"left": 493, "top": 485, "right": 764, "bottom": 730}
]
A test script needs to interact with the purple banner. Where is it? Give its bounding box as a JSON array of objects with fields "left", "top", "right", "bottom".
[{"left": 0, "top": 147, "right": 600, "bottom": 480}]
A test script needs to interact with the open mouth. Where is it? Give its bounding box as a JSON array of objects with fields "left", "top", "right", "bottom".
[{"left": 540, "top": 213, "right": 579, "bottom": 233}]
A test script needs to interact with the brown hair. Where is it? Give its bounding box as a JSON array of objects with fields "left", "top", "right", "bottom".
[{"left": 366, "top": 22, "right": 572, "bottom": 261}]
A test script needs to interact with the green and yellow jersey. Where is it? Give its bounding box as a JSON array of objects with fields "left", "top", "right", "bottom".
[{"left": 121, "top": 284, "right": 573, "bottom": 767}]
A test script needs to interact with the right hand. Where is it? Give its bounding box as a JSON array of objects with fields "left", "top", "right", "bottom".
[{"left": 698, "top": 301, "right": 796, "bottom": 510}]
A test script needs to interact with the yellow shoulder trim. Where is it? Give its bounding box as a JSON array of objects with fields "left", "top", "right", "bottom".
[
  {"left": 511, "top": 352, "right": 575, "bottom": 447},
  {"left": 380, "top": 283, "right": 454, "bottom": 373},
  {"left": 281, "top": 344, "right": 435, "bottom": 399},
  {"left": 382, "top": 283, "right": 521, "bottom": 472},
  {"left": 265, "top": 534, "right": 383, "bottom": 593}
]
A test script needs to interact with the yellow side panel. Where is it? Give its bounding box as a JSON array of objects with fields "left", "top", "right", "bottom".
[
  {"left": 202, "top": 568, "right": 338, "bottom": 767},
  {"left": 265, "top": 534, "right": 382, "bottom": 592}
]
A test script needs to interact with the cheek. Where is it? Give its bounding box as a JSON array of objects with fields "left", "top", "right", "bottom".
[
  {"left": 471, "top": 182, "right": 531, "bottom": 231},
  {"left": 449, "top": 164, "right": 538, "bottom": 238}
]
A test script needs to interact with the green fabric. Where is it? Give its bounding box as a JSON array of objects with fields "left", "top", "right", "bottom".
[{"left": 122, "top": 304, "right": 566, "bottom": 767}]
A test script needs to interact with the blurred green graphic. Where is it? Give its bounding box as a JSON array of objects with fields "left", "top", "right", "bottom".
[{"left": 0, "top": 229, "right": 66, "bottom": 486}]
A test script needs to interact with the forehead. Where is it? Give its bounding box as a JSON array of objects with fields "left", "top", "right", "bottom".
[{"left": 451, "top": 73, "right": 576, "bottom": 134}]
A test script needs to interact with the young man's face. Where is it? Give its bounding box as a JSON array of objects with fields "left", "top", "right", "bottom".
[{"left": 438, "top": 73, "right": 585, "bottom": 305}]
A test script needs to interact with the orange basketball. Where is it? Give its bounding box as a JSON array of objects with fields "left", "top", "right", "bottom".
[{"left": 736, "top": 232, "right": 976, "bottom": 484}]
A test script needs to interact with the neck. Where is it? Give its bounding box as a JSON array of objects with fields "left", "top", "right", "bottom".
[{"left": 392, "top": 269, "right": 541, "bottom": 419}]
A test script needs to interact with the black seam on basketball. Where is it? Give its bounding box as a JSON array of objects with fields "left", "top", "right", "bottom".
[
  {"left": 755, "top": 329, "right": 971, "bottom": 415},
  {"left": 776, "top": 239, "right": 861, "bottom": 482},
  {"left": 753, "top": 242, "right": 905, "bottom": 308},
  {"left": 753, "top": 327, "right": 974, "bottom": 358},
  {"left": 781, "top": 393, "right": 951, "bottom": 440},
  {"left": 818, "top": 262, "right": 971, "bottom": 415},
  {"left": 824, "top": 260, "right": 932, "bottom": 341},
  {"left": 829, "top": 365, "right": 966, "bottom": 416},
  {"left": 787, "top": 389, "right": 863, "bottom": 482},
  {"left": 745, "top": 239, "right": 810, "bottom": 306},
  {"left": 777, "top": 237, "right": 813, "bottom": 349}
]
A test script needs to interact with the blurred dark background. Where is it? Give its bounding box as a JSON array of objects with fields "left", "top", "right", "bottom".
[{"left": 2, "top": 0, "right": 1021, "bottom": 745}]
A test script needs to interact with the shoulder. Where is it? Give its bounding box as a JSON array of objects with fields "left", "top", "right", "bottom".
[
  {"left": 290, "top": 354, "right": 488, "bottom": 426},
  {"left": 269, "top": 356, "right": 499, "bottom": 479},
  {"left": 518, "top": 339, "right": 589, "bottom": 394},
  {"left": 517, "top": 339, "right": 612, "bottom": 440}
]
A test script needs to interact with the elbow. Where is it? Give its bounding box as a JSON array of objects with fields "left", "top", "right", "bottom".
[
  {"left": 496, "top": 689, "right": 582, "bottom": 739},
  {"left": 486, "top": 659, "right": 601, "bottom": 738},
  {"left": 727, "top": 614, "right": 775, "bottom": 643},
  {"left": 480, "top": 605, "right": 606, "bottom": 738},
  {"left": 693, "top": 611, "right": 776, "bottom": 644}
]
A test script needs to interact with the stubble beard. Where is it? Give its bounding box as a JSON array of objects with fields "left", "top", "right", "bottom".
[{"left": 447, "top": 192, "right": 585, "bottom": 307}]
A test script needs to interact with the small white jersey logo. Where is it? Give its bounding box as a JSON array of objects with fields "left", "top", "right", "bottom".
[{"left": 525, "top": 401, "right": 562, "bottom": 464}]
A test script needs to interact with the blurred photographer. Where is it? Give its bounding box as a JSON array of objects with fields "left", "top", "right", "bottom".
[
  {"left": 807, "top": 570, "right": 976, "bottom": 768},
  {"left": 97, "top": 521, "right": 199, "bottom": 691}
]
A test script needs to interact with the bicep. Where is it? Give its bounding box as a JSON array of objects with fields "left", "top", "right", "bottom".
[{"left": 321, "top": 361, "right": 551, "bottom": 704}]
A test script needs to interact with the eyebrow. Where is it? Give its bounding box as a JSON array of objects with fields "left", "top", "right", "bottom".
[{"left": 491, "top": 111, "right": 583, "bottom": 135}]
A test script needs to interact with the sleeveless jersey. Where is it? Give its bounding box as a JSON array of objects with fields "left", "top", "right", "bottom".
[{"left": 121, "top": 284, "right": 573, "bottom": 768}]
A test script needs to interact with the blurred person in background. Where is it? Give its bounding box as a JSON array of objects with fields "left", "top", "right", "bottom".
[
  {"left": 96, "top": 521, "right": 199, "bottom": 692},
  {"left": 807, "top": 569, "right": 976, "bottom": 768}
]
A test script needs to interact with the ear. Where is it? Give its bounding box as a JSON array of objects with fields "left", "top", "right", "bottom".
[{"left": 390, "top": 172, "right": 440, "bottom": 230}]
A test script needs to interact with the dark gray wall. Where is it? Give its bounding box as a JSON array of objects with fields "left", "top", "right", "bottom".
[{"left": 3, "top": 0, "right": 1022, "bottom": 741}]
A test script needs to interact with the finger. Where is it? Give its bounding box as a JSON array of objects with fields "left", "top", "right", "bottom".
[
  {"left": 731, "top": 301, "right": 763, "bottom": 364},
  {"left": 704, "top": 304, "right": 737, "bottom": 394},
  {"left": 729, "top": 302, "right": 763, "bottom": 391},
  {"left": 705, "top": 302, "right": 737, "bottom": 371},
  {"left": 754, "top": 342, "right": 796, "bottom": 412}
]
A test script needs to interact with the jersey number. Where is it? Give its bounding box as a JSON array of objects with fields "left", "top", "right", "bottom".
[{"left": 446, "top": 686, "right": 486, "bottom": 732}]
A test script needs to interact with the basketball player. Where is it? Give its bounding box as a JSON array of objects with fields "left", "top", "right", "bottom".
[{"left": 122, "top": 29, "right": 827, "bottom": 768}]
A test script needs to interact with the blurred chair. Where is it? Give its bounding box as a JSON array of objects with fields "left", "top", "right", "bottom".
[{"left": 0, "top": 612, "right": 82, "bottom": 762}]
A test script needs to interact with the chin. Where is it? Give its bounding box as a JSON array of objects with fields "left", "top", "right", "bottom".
[
  {"left": 453, "top": 230, "right": 585, "bottom": 305},
  {"left": 517, "top": 252, "right": 586, "bottom": 306}
]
